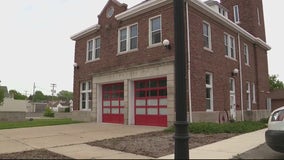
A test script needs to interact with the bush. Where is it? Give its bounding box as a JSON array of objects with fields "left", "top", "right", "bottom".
[
  {"left": 164, "top": 121, "right": 267, "bottom": 134},
  {"left": 64, "top": 108, "right": 70, "bottom": 112},
  {"left": 44, "top": 107, "right": 55, "bottom": 117},
  {"left": 259, "top": 118, "right": 269, "bottom": 124}
]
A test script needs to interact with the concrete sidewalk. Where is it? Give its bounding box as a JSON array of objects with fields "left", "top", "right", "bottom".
[
  {"left": 159, "top": 128, "right": 267, "bottom": 159},
  {"left": 0, "top": 122, "right": 267, "bottom": 159},
  {"left": 0, "top": 123, "right": 164, "bottom": 159}
]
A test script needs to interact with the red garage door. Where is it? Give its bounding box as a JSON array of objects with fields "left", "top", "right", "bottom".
[
  {"left": 135, "top": 78, "right": 167, "bottom": 127},
  {"left": 102, "top": 83, "right": 124, "bottom": 124}
]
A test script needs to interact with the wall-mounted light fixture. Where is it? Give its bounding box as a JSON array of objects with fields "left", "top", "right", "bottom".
[
  {"left": 73, "top": 63, "right": 79, "bottom": 69},
  {"left": 163, "top": 39, "right": 171, "bottom": 50},
  {"left": 231, "top": 68, "right": 239, "bottom": 77}
]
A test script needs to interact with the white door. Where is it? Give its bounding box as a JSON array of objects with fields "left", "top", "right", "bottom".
[{"left": 230, "top": 94, "right": 236, "bottom": 120}]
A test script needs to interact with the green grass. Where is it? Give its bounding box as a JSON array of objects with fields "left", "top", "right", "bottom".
[
  {"left": 164, "top": 121, "right": 267, "bottom": 134},
  {"left": 0, "top": 118, "right": 82, "bottom": 130}
]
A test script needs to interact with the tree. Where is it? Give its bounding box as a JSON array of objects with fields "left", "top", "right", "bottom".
[
  {"left": 0, "top": 89, "right": 4, "bottom": 104},
  {"left": 57, "top": 90, "right": 73, "bottom": 101},
  {"left": 9, "top": 90, "right": 27, "bottom": 100},
  {"left": 33, "top": 90, "right": 47, "bottom": 102},
  {"left": 269, "top": 74, "right": 284, "bottom": 90}
]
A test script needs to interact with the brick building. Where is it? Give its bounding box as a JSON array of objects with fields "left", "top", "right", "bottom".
[{"left": 71, "top": 0, "right": 271, "bottom": 127}]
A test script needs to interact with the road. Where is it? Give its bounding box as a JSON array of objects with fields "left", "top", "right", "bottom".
[{"left": 235, "top": 143, "right": 284, "bottom": 159}]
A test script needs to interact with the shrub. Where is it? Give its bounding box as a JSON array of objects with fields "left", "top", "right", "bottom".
[
  {"left": 64, "top": 108, "right": 70, "bottom": 112},
  {"left": 44, "top": 107, "right": 55, "bottom": 117},
  {"left": 259, "top": 118, "right": 269, "bottom": 124},
  {"left": 164, "top": 121, "right": 267, "bottom": 134}
]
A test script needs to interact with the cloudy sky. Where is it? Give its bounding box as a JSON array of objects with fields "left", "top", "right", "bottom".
[{"left": 0, "top": 0, "right": 281, "bottom": 96}]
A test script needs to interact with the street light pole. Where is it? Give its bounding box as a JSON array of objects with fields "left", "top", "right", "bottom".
[{"left": 174, "top": 0, "right": 189, "bottom": 159}]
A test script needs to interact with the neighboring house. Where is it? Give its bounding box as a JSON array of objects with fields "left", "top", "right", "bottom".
[
  {"left": 0, "top": 86, "right": 31, "bottom": 112},
  {"left": 49, "top": 100, "right": 73, "bottom": 112},
  {"left": 71, "top": 0, "right": 271, "bottom": 127},
  {"left": 0, "top": 98, "right": 31, "bottom": 112},
  {"left": 269, "top": 89, "right": 284, "bottom": 112}
]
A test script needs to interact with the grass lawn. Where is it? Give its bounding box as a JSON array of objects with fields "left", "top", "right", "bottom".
[{"left": 0, "top": 118, "right": 82, "bottom": 130}]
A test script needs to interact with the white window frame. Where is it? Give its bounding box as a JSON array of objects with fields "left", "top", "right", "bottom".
[
  {"left": 203, "top": 21, "right": 212, "bottom": 51},
  {"left": 246, "top": 82, "right": 251, "bottom": 111},
  {"left": 149, "top": 15, "right": 162, "bottom": 47},
  {"left": 257, "top": 8, "right": 261, "bottom": 26},
  {"left": 244, "top": 43, "right": 249, "bottom": 65},
  {"left": 224, "top": 33, "right": 236, "bottom": 60},
  {"left": 233, "top": 5, "right": 240, "bottom": 23},
  {"left": 86, "top": 37, "right": 100, "bottom": 62},
  {"left": 118, "top": 23, "right": 138, "bottom": 54},
  {"left": 230, "top": 78, "right": 235, "bottom": 94},
  {"left": 206, "top": 72, "right": 214, "bottom": 112},
  {"left": 252, "top": 83, "right": 256, "bottom": 104},
  {"left": 80, "top": 81, "right": 92, "bottom": 111}
]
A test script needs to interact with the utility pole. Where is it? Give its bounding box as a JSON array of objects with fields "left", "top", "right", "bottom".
[
  {"left": 50, "top": 83, "right": 57, "bottom": 102},
  {"left": 174, "top": 0, "right": 189, "bottom": 159},
  {"left": 32, "top": 82, "right": 36, "bottom": 102}
]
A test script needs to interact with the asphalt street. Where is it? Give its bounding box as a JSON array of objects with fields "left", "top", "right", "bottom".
[{"left": 234, "top": 143, "right": 284, "bottom": 159}]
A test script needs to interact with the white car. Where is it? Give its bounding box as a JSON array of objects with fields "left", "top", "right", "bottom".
[{"left": 265, "top": 106, "right": 284, "bottom": 153}]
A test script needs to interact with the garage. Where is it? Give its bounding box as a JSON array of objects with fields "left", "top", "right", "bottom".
[
  {"left": 135, "top": 78, "right": 167, "bottom": 127},
  {"left": 102, "top": 83, "right": 124, "bottom": 124}
]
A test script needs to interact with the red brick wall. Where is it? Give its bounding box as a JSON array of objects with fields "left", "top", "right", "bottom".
[
  {"left": 73, "top": 1, "right": 270, "bottom": 115},
  {"left": 73, "top": 2, "right": 175, "bottom": 110},
  {"left": 220, "top": 0, "right": 266, "bottom": 41}
]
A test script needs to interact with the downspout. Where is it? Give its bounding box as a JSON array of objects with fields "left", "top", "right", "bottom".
[
  {"left": 238, "top": 33, "right": 244, "bottom": 121},
  {"left": 186, "top": 1, "right": 193, "bottom": 123}
]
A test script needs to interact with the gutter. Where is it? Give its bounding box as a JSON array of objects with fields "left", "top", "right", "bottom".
[
  {"left": 238, "top": 33, "right": 244, "bottom": 121},
  {"left": 186, "top": 1, "right": 193, "bottom": 123},
  {"left": 70, "top": 24, "right": 101, "bottom": 41}
]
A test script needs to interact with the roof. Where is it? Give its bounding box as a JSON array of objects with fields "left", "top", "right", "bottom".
[{"left": 270, "top": 89, "right": 284, "bottom": 100}]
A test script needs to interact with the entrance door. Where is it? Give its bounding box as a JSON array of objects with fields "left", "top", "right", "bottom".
[
  {"left": 229, "top": 78, "right": 236, "bottom": 120},
  {"left": 102, "top": 83, "right": 124, "bottom": 124},
  {"left": 134, "top": 78, "right": 167, "bottom": 127}
]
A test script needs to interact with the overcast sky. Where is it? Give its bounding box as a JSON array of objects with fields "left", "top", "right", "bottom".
[{"left": 0, "top": 0, "right": 281, "bottom": 96}]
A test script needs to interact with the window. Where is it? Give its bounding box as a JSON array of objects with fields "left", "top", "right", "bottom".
[
  {"left": 244, "top": 44, "right": 249, "bottom": 65},
  {"left": 252, "top": 83, "right": 256, "bottom": 104},
  {"left": 206, "top": 73, "right": 213, "bottom": 111},
  {"left": 233, "top": 5, "right": 240, "bottom": 23},
  {"left": 80, "top": 81, "right": 92, "bottom": 110},
  {"left": 203, "top": 21, "right": 212, "bottom": 50},
  {"left": 224, "top": 34, "right": 236, "bottom": 59},
  {"left": 246, "top": 82, "right": 251, "bottom": 111},
  {"left": 257, "top": 8, "right": 261, "bottom": 26},
  {"left": 118, "top": 24, "right": 138, "bottom": 53},
  {"left": 87, "top": 37, "right": 100, "bottom": 62},
  {"left": 149, "top": 16, "right": 162, "bottom": 45},
  {"left": 230, "top": 78, "right": 235, "bottom": 93},
  {"left": 219, "top": 7, "right": 228, "bottom": 18}
]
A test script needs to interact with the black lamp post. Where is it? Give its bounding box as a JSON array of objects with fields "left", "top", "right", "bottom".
[{"left": 174, "top": 0, "right": 189, "bottom": 159}]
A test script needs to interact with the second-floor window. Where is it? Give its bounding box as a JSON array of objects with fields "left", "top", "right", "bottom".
[
  {"left": 149, "top": 16, "right": 162, "bottom": 46},
  {"left": 87, "top": 37, "right": 100, "bottom": 62},
  {"left": 233, "top": 5, "right": 240, "bottom": 23},
  {"left": 118, "top": 23, "right": 138, "bottom": 53},
  {"left": 224, "top": 34, "right": 236, "bottom": 59},
  {"left": 244, "top": 44, "right": 249, "bottom": 65},
  {"left": 203, "top": 21, "right": 212, "bottom": 50}
]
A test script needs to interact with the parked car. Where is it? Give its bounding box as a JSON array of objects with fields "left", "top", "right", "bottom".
[{"left": 265, "top": 106, "right": 284, "bottom": 153}]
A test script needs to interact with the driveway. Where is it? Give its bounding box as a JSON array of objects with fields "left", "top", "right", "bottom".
[{"left": 0, "top": 123, "right": 164, "bottom": 158}]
